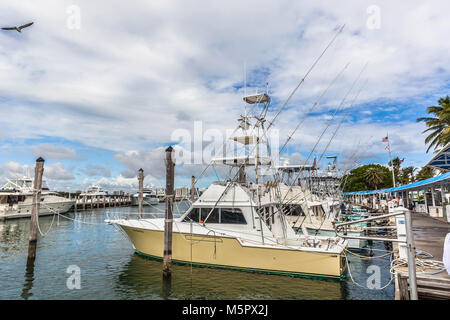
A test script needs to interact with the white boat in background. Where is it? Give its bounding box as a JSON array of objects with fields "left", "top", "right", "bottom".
[
  {"left": 0, "top": 177, "right": 75, "bottom": 220},
  {"left": 80, "top": 185, "right": 108, "bottom": 197},
  {"left": 156, "top": 187, "right": 166, "bottom": 202},
  {"left": 131, "top": 187, "right": 159, "bottom": 206}
]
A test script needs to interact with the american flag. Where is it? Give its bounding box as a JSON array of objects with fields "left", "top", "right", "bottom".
[{"left": 382, "top": 136, "right": 388, "bottom": 142}]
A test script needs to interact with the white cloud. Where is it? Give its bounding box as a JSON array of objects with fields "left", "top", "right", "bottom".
[
  {"left": 0, "top": 161, "right": 74, "bottom": 185},
  {"left": 43, "top": 162, "right": 74, "bottom": 180},
  {"left": 32, "top": 144, "right": 83, "bottom": 160},
  {"left": 80, "top": 164, "right": 111, "bottom": 177},
  {"left": 0, "top": 0, "right": 448, "bottom": 188}
]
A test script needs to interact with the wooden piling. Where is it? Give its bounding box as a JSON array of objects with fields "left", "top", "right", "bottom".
[
  {"left": 74, "top": 196, "right": 78, "bottom": 215},
  {"left": 163, "top": 146, "right": 175, "bottom": 278},
  {"left": 27, "top": 157, "right": 45, "bottom": 261},
  {"left": 191, "top": 175, "right": 195, "bottom": 201},
  {"left": 138, "top": 168, "right": 144, "bottom": 218}
]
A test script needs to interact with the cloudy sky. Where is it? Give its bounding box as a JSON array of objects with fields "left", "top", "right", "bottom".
[{"left": 0, "top": 0, "right": 449, "bottom": 191}]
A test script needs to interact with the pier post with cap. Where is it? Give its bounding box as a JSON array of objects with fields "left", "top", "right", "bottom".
[
  {"left": 163, "top": 146, "right": 175, "bottom": 278},
  {"left": 191, "top": 176, "right": 195, "bottom": 201},
  {"left": 27, "top": 157, "right": 45, "bottom": 261}
]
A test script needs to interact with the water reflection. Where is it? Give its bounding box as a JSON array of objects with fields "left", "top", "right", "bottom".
[
  {"left": 21, "top": 259, "right": 35, "bottom": 300},
  {"left": 116, "top": 253, "right": 345, "bottom": 300},
  {"left": 0, "top": 203, "right": 393, "bottom": 300}
]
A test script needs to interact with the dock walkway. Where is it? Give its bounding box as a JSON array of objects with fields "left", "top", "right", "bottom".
[{"left": 395, "top": 211, "right": 450, "bottom": 299}]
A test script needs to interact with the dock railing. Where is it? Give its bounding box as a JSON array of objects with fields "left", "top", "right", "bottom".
[{"left": 335, "top": 207, "right": 418, "bottom": 300}]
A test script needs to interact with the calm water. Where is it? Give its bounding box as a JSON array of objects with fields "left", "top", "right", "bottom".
[{"left": 0, "top": 202, "right": 394, "bottom": 300}]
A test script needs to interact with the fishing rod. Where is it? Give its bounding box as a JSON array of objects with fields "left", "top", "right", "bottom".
[
  {"left": 277, "top": 61, "right": 351, "bottom": 157},
  {"left": 269, "top": 63, "right": 368, "bottom": 231},
  {"left": 280, "top": 62, "right": 369, "bottom": 189},
  {"left": 266, "top": 24, "right": 346, "bottom": 131},
  {"left": 191, "top": 24, "right": 346, "bottom": 187},
  {"left": 317, "top": 78, "right": 369, "bottom": 163}
]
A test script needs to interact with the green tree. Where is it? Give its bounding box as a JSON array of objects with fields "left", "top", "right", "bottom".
[
  {"left": 388, "top": 156, "right": 403, "bottom": 184},
  {"left": 416, "top": 96, "right": 450, "bottom": 152},
  {"left": 399, "top": 166, "right": 415, "bottom": 184},
  {"left": 342, "top": 164, "right": 392, "bottom": 192},
  {"left": 416, "top": 166, "right": 435, "bottom": 180},
  {"left": 363, "top": 167, "right": 384, "bottom": 190}
]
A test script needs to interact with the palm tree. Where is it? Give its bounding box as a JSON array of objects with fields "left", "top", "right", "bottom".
[
  {"left": 416, "top": 166, "right": 435, "bottom": 181},
  {"left": 363, "top": 167, "right": 384, "bottom": 190},
  {"left": 417, "top": 96, "right": 450, "bottom": 152},
  {"left": 389, "top": 156, "right": 403, "bottom": 183},
  {"left": 401, "top": 166, "right": 416, "bottom": 184}
]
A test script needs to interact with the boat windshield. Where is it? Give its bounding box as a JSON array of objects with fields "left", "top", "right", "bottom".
[{"left": 182, "top": 207, "right": 246, "bottom": 224}]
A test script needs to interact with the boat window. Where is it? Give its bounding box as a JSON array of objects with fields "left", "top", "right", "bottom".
[
  {"left": 220, "top": 208, "right": 246, "bottom": 224},
  {"left": 287, "top": 205, "right": 304, "bottom": 216},
  {"left": 200, "top": 208, "right": 220, "bottom": 223},
  {"left": 0, "top": 195, "right": 8, "bottom": 204},
  {"left": 182, "top": 208, "right": 200, "bottom": 222},
  {"left": 263, "top": 206, "right": 271, "bottom": 223},
  {"left": 7, "top": 196, "right": 17, "bottom": 204}
]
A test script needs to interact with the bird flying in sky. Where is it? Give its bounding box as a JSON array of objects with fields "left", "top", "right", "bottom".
[{"left": 2, "top": 22, "right": 34, "bottom": 33}]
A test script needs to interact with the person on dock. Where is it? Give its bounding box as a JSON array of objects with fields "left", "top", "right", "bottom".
[{"left": 340, "top": 203, "right": 346, "bottom": 214}]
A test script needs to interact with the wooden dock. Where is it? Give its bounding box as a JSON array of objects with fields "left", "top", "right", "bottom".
[
  {"left": 71, "top": 194, "right": 132, "bottom": 211},
  {"left": 394, "top": 211, "right": 450, "bottom": 299}
]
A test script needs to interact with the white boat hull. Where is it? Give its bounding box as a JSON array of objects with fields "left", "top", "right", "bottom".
[{"left": 0, "top": 200, "right": 75, "bottom": 220}]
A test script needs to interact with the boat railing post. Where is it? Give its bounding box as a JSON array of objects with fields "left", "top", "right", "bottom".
[{"left": 27, "top": 157, "right": 44, "bottom": 261}]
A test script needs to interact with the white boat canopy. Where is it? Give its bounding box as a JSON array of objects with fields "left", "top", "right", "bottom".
[
  {"left": 243, "top": 93, "right": 270, "bottom": 104},
  {"left": 212, "top": 156, "right": 272, "bottom": 166},
  {"left": 274, "top": 164, "right": 315, "bottom": 172},
  {"left": 230, "top": 135, "right": 264, "bottom": 145}
]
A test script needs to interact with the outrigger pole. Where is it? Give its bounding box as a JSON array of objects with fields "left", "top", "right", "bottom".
[
  {"left": 191, "top": 24, "right": 346, "bottom": 187},
  {"left": 317, "top": 78, "right": 369, "bottom": 163},
  {"left": 266, "top": 24, "right": 346, "bottom": 131}
]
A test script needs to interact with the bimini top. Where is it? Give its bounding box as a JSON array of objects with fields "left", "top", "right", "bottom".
[
  {"left": 274, "top": 164, "right": 315, "bottom": 172},
  {"left": 212, "top": 155, "right": 272, "bottom": 166},
  {"left": 243, "top": 93, "right": 270, "bottom": 104},
  {"left": 342, "top": 171, "right": 450, "bottom": 195},
  {"left": 426, "top": 143, "right": 450, "bottom": 171}
]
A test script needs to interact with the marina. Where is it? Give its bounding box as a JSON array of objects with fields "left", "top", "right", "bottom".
[
  {"left": 0, "top": 205, "right": 394, "bottom": 300},
  {"left": 0, "top": 1, "right": 449, "bottom": 308}
]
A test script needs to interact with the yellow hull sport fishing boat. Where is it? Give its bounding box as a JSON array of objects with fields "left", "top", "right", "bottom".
[
  {"left": 110, "top": 182, "right": 347, "bottom": 279},
  {"left": 108, "top": 86, "right": 349, "bottom": 279}
]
